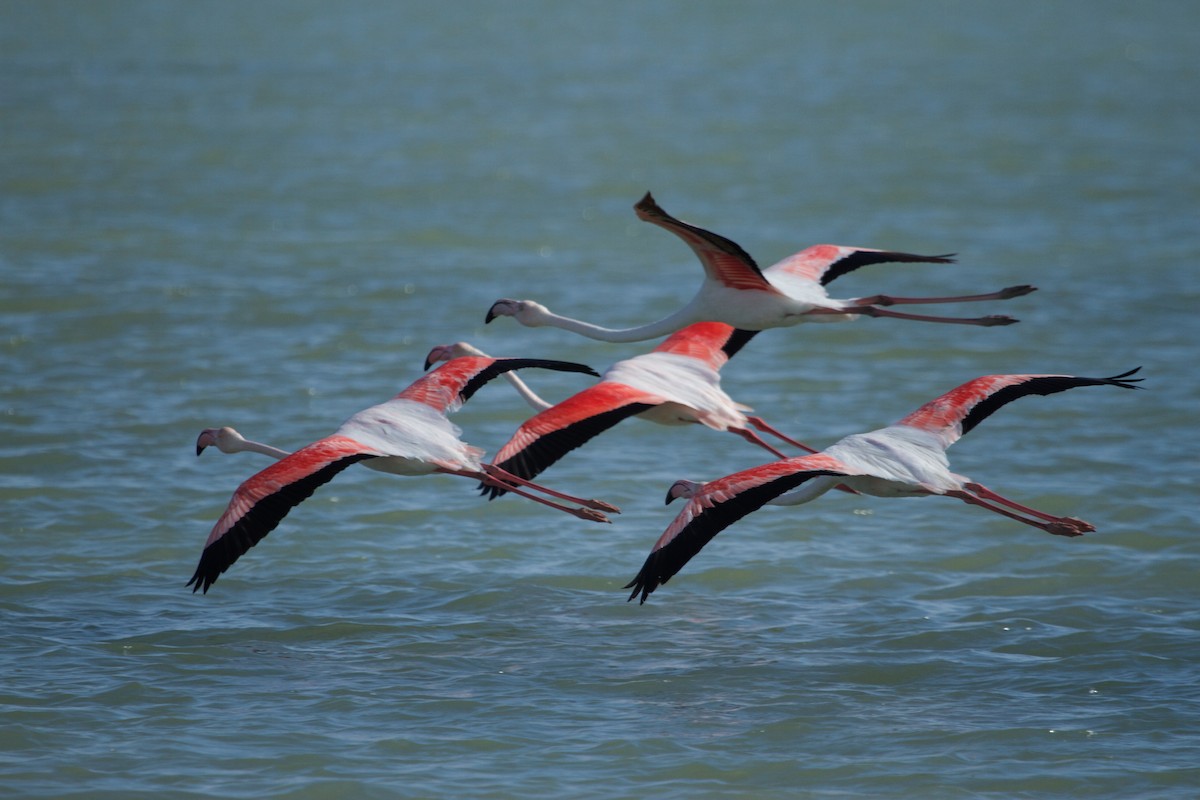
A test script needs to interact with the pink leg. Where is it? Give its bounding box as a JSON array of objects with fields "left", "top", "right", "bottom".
[
  {"left": 731, "top": 427, "right": 790, "bottom": 459},
  {"left": 745, "top": 416, "right": 821, "bottom": 454},
  {"left": 851, "top": 285, "right": 1035, "bottom": 306},
  {"left": 963, "top": 482, "right": 1093, "bottom": 530},
  {"left": 842, "top": 305, "right": 1019, "bottom": 326},
  {"left": 944, "top": 489, "right": 1092, "bottom": 537},
  {"left": 440, "top": 468, "right": 612, "bottom": 523},
  {"left": 482, "top": 463, "right": 620, "bottom": 514}
]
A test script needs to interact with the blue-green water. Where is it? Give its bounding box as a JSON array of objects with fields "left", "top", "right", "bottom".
[{"left": 2, "top": 2, "right": 1198, "bottom": 797}]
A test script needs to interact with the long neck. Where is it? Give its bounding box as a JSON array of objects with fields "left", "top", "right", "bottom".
[
  {"left": 499, "top": 371, "right": 552, "bottom": 411},
  {"left": 240, "top": 439, "right": 291, "bottom": 460},
  {"left": 536, "top": 304, "right": 699, "bottom": 343}
]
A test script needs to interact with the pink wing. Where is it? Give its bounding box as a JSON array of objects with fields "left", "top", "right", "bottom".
[
  {"left": 188, "top": 435, "right": 377, "bottom": 593},
  {"left": 766, "top": 245, "right": 955, "bottom": 286},
  {"left": 484, "top": 382, "right": 662, "bottom": 498},
  {"left": 634, "top": 192, "right": 781, "bottom": 294},
  {"left": 651, "top": 321, "right": 746, "bottom": 370},
  {"left": 625, "top": 453, "right": 859, "bottom": 603},
  {"left": 400, "top": 356, "right": 599, "bottom": 413},
  {"left": 897, "top": 369, "right": 1143, "bottom": 446}
]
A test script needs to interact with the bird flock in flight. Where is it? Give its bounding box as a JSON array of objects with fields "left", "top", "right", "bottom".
[{"left": 188, "top": 192, "right": 1141, "bottom": 601}]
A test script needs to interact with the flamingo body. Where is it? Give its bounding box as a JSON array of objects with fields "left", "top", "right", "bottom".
[{"left": 333, "top": 397, "right": 479, "bottom": 476}]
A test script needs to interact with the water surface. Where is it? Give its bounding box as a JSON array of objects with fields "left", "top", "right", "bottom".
[{"left": 2, "top": 2, "right": 1198, "bottom": 798}]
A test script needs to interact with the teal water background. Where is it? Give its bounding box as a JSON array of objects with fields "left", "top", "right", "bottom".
[{"left": 2, "top": 2, "right": 1198, "bottom": 797}]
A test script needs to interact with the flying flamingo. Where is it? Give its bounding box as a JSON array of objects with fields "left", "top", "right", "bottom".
[
  {"left": 426, "top": 324, "right": 824, "bottom": 501},
  {"left": 188, "top": 356, "right": 618, "bottom": 594},
  {"left": 625, "top": 368, "right": 1143, "bottom": 603},
  {"left": 485, "top": 192, "right": 1035, "bottom": 343}
]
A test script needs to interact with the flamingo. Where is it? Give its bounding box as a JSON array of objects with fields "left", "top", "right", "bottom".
[
  {"left": 625, "top": 368, "right": 1143, "bottom": 603},
  {"left": 426, "top": 324, "right": 823, "bottom": 501},
  {"left": 188, "top": 356, "right": 618, "bottom": 594},
  {"left": 485, "top": 192, "right": 1035, "bottom": 342}
]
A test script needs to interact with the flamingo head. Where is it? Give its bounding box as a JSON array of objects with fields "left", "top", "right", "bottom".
[
  {"left": 665, "top": 479, "right": 704, "bottom": 504},
  {"left": 195, "top": 426, "right": 246, "bottom": 456},
  {"left": 423, "top": 341, "right": 488, "bottom": 370},
  {"left": 484, "top": 298, "right": 548, "bottom": 326}
]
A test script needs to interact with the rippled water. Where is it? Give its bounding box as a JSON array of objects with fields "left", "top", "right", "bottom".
[{"left": 3, "top": 2, "right": 1198, "bottom": 797}]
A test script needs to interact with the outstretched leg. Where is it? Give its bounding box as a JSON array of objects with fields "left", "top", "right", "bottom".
[
  {"left": 963, "top": 481, "right": 1093, "bottom": 528},
  {"left": 731, "top": 427, "right": 790, "bottom": 459},
  {"left": 852, "top": 285, "right": 1035, "bottom": 307},
  {"left": 440, "top": 468, "right": 612, "bottom": 522},
  {"left": 841, "top": 305, "right": 1019, "bottom": 326},
  {"left": 745, "top": 416, "right": 822, "bottom": 454},
  {"left": 944, "top": 488, "right": 1093, "bottom": 536},
  {"left": 481, "top": 463, "right": 620, "bottom": 514}
]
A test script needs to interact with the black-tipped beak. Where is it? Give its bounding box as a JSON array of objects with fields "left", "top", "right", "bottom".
[{"left": 484, "top": 304, "right": 498, "bottom": 324}]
